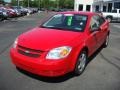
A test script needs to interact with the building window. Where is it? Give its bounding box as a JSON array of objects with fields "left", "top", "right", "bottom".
[
  {"left": 86, "top": 5, "right": 91, "bottom": 11},
  {"left": 103, "top": 6, "right": 106, "bottom": 12},
  {"left": 114, "top": 2, "right": 120, "bottom": 9},
  {"left": 79, "top": 4, "right": 83, "bottom": 11},
  {"left": 108, "top": 3, "right": 112, "bottom": 12},
  {"left": 95, "top": 5, "right": 99, "bottom": 12}
]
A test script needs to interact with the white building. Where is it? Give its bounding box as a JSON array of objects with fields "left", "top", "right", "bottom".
[
  {"left": 93, "top": 0, "right": 120, "bottom": 12},
  {"left": 74, "top": 0, "right": 94, "bottom": 12},
  {"left": 74, "top": 0, "right": 120, "bottom": 12}
]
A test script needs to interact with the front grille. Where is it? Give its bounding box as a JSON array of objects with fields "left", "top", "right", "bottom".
[{"left": 17, "top": 45, "right": 43, "bottom": 58}]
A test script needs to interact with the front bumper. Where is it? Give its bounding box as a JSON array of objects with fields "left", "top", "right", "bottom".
[{"left": 10, "top": 48, "right": 70, "bottom": 77}]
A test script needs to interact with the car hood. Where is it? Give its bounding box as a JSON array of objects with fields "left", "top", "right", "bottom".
[{"left": 18, "top": 27, "right": 83, "bottom": 51}]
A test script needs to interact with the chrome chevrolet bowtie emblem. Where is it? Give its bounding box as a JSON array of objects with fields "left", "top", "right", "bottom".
[{"left": 25, "top": 50, "right": 30, "bottom": 53}]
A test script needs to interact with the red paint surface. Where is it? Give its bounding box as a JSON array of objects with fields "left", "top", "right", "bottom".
[{"left": 10, "top": 11, "right": 110, "bottom": 77}]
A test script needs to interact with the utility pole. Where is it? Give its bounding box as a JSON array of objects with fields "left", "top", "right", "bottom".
[
  {"left": 28, "top": 0, "right": 29, "bottom": 8},
  {"left": 17, "top": 0, "right": 19, "bottom": 6},
  {"left": 57, "top": 0, "right": 59, "bottom": 9},
  {"left": 38, "top": 0, "right": 40, "bottom": 9}
]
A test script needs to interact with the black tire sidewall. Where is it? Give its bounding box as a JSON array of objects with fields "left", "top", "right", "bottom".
[{"left": 0, "top": 17, "right": 3, "bottom": 21}]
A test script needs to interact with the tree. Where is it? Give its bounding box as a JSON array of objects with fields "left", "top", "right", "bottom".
[
  {"left": 55, "top": 0, "right": 74, "bottom": 9},
  {"left": 0, "top": 0, "right": 5, "bottom": 4},
  {"left": 11, "top": 0, "right": 17, "bottom": 6},
  {"left": 63, "top": 0, "right": 74, "bottom": 9},
  {"left": 11, "top": 0, "right": 74, "bottom": 9}
]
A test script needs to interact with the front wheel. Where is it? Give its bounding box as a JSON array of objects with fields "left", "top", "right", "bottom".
[{"left": 74, "top": 50, "right": 88, "bottom": 75}]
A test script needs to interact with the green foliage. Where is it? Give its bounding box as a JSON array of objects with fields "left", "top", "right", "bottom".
[
  {"left": 11, "top": 0, "right": 74, "bottom": 9},
  {"left": 0, "top": 0, "right": 5, "bottom": 4},
  {"left": 11, "top": 0, "right": 17, "bottom": 6}
]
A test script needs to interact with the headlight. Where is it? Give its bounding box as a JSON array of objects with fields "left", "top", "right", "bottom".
[
  {"left": 13, "top": 38, "right": 18, "bottom": 48},
  {"left": 46, "top": 46, "right": 72, "bottom": 60}
]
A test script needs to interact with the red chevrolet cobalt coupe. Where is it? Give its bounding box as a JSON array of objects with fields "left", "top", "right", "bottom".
[{"left": 10, "top": 12, "right": 110, "bottom": 77}]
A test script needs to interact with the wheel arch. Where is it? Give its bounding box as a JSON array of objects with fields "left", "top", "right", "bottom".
[
  {"left": 70, "top": 45, "right": 89, "bottom": 72},
  {"left": 106, "top": 15, "right": 113, "bottom": 18},
  {"left": 72, "top": 46, "right": 89, "bottom": 75},
  {"left": 81, "top": 46, "right": 89, "bottom": 55}
]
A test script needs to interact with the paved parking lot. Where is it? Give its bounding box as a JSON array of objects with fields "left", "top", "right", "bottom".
[{"left": 0, "top": 12, "right": 120, "bottom": 90}]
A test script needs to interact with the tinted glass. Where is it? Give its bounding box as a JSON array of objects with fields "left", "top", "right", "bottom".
[
  {"left": 112, "top": 10, "right": 117, "bottom": 13},
  {"left": 93, "top": 15, "right": 105, "bottom": 26},
  {"left": 90, "top": 16, "right": 100, "bottom": 31},
  {"left": 41, "top": 14, "right": 88, "bottom": 32}
]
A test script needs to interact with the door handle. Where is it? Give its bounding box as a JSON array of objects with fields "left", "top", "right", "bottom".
[
  {"left": 93, "top": 32, "right": 96, "bottom": 36},
  {"left": 93, "top": 33, "right": 96, "bottom": 36}
]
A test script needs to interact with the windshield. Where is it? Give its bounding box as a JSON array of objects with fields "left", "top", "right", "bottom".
[{"left": 41, "top": 14, "right": 88, "bottom": 32}]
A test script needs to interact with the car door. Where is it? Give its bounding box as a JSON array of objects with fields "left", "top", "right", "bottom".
[
  {"left": 86, "top": 16, "right": 99, "bottom": 55},
  {"left": 94, "top": 15, "right": 108, "bottom": 48},
  {"left": 98, "top": 15, "right": 109, "bottom": 46}
]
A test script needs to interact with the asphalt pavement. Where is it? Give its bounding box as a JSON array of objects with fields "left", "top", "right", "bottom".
[{"left": 0, "top": 12, "right": 120, "bottom": 90}]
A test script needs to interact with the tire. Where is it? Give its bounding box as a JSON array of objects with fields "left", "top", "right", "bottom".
[
  {"left": 103, "top": 35, "right": 109, "bottom": 48},
  {"left": 0, "top": 17, "right": 3, "bottom": 21},
  {"left": 74, "top": 50, "right": 88, "bottom": 75},
  {"left": 16, "top": 67, "right": 23, "bottom": 72}
]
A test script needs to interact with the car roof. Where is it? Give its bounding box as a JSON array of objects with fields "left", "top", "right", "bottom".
[{"left": 58, "top": 11, "right": 96, "bottom": 16}]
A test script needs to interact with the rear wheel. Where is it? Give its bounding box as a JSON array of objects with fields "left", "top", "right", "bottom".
[
  {"left": 74, "top": 50, "right": 87, "bottom": 75},
  {"left": 103, "top": 35, "right": 109, "bottom": 48}
]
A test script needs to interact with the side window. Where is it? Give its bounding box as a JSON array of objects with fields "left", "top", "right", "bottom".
[
  {"left": 112, "top": 10, "right": 117, "bottom": 13},
  {"left": 94, "top": 15, "right": 105, "bottom": 26},
  {"left": 119, "top": 10, "right": 120, "bottom": 13},
  {"left": 99, "top": 16, "right": 105, "bottom": 26},
  {"left": 90, "top": 16, "right": 99, "bottom": 31}
]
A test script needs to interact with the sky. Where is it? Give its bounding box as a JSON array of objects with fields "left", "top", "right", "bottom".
[{"left": 4, "top": 0, "right": 11, "bottom": 3}]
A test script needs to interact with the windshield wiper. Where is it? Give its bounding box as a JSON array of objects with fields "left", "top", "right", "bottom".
[
  {"left": 49, "top": 27, "right": 65, "bottom": 30},
  {"left": 40, "top": 26, "right": 64, "bottom": 30}
]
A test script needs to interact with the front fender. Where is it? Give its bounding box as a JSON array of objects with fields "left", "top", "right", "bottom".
[{"left": 69, "top": 41, "right": 87, "bottom": 72}]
